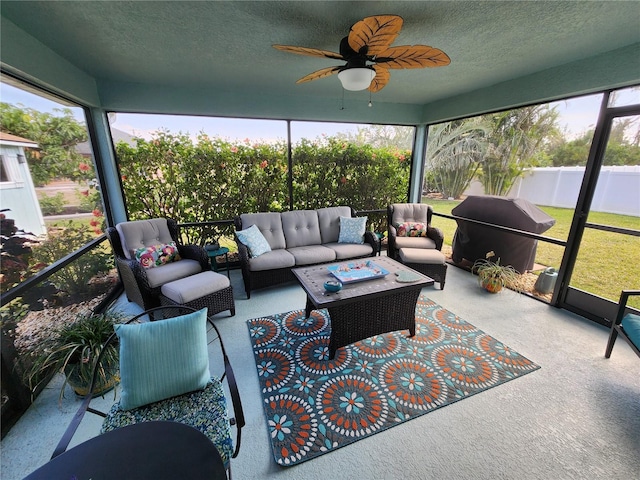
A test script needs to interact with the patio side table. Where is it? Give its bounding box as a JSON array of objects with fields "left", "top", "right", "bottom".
[{"left": 207, "top": 246, "right": 230, "bottom": 278}]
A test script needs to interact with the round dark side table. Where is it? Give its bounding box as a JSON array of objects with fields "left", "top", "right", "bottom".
[
  {"left": 24, "top": 421, "right": 226, "bottom": 480},
  {"left": 207, "top": 246, "right": 230, "bottom": 278}
]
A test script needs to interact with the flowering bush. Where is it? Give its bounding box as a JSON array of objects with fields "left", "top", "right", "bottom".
[{"left": 116, "top": 132, "right": 410, "bottom": 234}]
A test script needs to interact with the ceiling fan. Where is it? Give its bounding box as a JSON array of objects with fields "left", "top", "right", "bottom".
[{"left": 273, "top": 14, "right": 450, "bottom": 92}]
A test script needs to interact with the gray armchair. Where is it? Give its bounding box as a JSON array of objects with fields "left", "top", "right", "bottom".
[
  {"left": 107, "top": 218, "right": 210, "bottom": 310},
  {"left": 387, "top": 203, "right": 444, "bottom": 260}
]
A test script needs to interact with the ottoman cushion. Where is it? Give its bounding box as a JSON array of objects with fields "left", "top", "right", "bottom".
[
  {"left": 399, "top": 248, "right": 445, "bottom": 265},
  {"left": 161, "top": 271, "right": 230, "bottom": 304}
]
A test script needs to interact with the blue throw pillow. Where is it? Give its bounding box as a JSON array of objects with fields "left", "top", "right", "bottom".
[
  {"left": 621, "top": 313, "right": 640, "bottom": 349},
  {"left": 338, "top": 216, "right": 367, "bottom": 244},
  {"left": 115, "top": 308, "right": 211, "bottom": 411},
  {"left": 236, "top": 224, "right": 272, "bottom": 257}
]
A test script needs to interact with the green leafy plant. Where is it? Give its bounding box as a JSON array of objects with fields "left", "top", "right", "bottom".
[
  {"left": 30, "top": 221, "right": 112, "bottom": 300},
  {"left": 24, "top": 311, "right": 123, "bottom": 399},
  {"left": 38, "top": 193, "right": 66, "bottom": 215},
  {"left": 471, "top": 251, "right": 522, "bottom": 293}
]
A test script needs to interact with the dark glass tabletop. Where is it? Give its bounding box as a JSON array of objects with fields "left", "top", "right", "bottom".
[{"left": 24, "top": 421, "right": 226, "bottom": 480}]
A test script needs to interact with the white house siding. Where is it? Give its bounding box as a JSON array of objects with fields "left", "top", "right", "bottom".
[{"left": 0, "top": 138, "right": 46, "bottom": 236}]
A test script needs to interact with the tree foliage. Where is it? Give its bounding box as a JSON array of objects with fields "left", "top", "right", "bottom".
[
  {"left": 116, "top": 132, "right": 410, "bottom": 237},
  {"left": 424, "top": 119, "right": 488, "bottom": 199},
  {"left": 479, "top": 105, "right": 560, "bottom": 195},
  {"left": 0, "top": 103, "right": 89, "bottom": 186}
]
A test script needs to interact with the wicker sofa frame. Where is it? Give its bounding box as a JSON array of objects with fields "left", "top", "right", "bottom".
[
  {"left": 234, "top": 209, "right": 378, "bottom": 298},
  {"left": 107, "top": 219, "right": 210, "bottom": 311}
]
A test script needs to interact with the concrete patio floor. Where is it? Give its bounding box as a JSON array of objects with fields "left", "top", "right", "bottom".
[{"left": 2, "top": 264, "right": 639, "bottom": 479}]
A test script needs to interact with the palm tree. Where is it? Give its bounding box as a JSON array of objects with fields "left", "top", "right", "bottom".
[{"left": 424, "top": 119, "right": 488, "bottom": 199}]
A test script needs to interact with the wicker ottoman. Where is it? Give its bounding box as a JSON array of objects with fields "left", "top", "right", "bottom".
[
  {"left": 398, "top": 248, "right": 447, "bottom": 290},
  {"left": 160, "top": 271, "right": 235, "bottom": 317}
]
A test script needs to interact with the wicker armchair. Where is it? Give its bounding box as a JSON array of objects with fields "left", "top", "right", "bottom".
[
  {"left": 107, "top": 218, "right": 210, "bottom": 310},
  {"left": 387, "top": 203, "right": 444, "bottom": 260}
]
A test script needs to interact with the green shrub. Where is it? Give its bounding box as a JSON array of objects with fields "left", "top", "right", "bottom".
[
  {"left": 38, "top": 193, "right": 65, "bottom": 215},
  {"left": 30, "top": 222, "right": 112, "bottom": 299}
]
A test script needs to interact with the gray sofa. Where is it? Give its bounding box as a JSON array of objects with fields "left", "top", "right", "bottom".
[{"left": 234, "top": 206, "right": 377, "bottom": 298}]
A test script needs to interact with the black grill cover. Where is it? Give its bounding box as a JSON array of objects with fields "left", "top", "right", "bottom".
[{"left": 451, "top": 196, "right": 555, "bottom": 273}]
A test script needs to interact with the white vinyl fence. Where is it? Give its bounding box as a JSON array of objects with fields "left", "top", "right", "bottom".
[{"left": 463, "top": 166, "right": 640, "bottom": 217}]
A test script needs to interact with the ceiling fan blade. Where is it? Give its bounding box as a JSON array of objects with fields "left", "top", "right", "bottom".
[
  {"left": 296, "top": 66, "right": 342, "bottom": 84},
  {"left": 369, "top": 65, "right": 390, "bottom": 92},
  {"left": 375, "top": 45, "right": 451, "bottom": 69},
  {"left": 273, "top": 44, "right": 344, "bottom": 60},
  {"left": 348, "top": 15, "right": 403, "bottom": 56}
]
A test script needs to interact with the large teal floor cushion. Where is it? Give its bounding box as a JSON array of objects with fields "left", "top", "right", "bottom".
[
  {"left": 101, "top": 379, "right": 233, "bottom": 467},
  {"left": 621, "top": 313, "right": 640, "bottom": 348}
]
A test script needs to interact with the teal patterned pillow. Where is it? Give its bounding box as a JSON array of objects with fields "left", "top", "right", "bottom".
[
  {"left": 236, "top": 224, "right": 272, "bottom": 257},
  {"left": 115, "top": 308, "right": 211, "bottom": 411},
  {"left": 338, "top": 216, "right": 367, "bottom": 244}
]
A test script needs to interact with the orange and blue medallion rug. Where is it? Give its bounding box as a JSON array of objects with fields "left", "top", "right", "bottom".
[{"left": 247, "top": 295, "right": 540, "bottom": 466}]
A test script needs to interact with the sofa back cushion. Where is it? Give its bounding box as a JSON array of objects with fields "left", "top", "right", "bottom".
[
  {"left": 317, "top": 206, "right": 352, "bottom": 244},
  {"left": 116, "top": 218, "right": 175, "bottom": 260},
  {"left": 281, "top": 210, "right": 322, "bottom": 248},
  {"left": 240, "top": 212, "right": 286, "bottom": 250}
]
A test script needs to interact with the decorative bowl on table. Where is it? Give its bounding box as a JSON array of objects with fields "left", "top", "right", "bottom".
[{"left": 324, "top": 280, "right": 342, "bottom": 292}]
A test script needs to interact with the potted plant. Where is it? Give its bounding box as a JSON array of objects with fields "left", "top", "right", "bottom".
[
  {"left": 25, "top": 311, "right": 124, "bottom": 399},
  {"left": 472, "top": 251, "right": 522, "bottom": 294}
]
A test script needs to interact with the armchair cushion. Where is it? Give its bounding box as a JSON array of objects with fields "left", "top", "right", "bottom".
[
  {"left": 134, "top": 241, "right": 181, "bottom": 268},
  {"left": 144, "top": 259, "right": 202, "bottom": 288},
  {"left": 116, "top": 218, "right": 175, "bottom": 260},
  {"left": 338, "top": 216, "right": 367, "bottom": 244},
  {"left": 621, "top": 313, "right": 640, "bottom": 348},
  {"left": 115, "top": 308, "right": 211, "bottom": 410},
  {"left": 236, "top": 224, "right": 272, "bottom": 258},
  {"left": 395, "top": 222, "right": 428, "bottom": 237}
]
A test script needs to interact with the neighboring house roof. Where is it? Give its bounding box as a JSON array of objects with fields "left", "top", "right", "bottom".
[
  {"left": 0, "top": 132, "right": 39, "bottom": 148},
  {"left": 75, "top": 128, "right": 136, "bottom": 156}
]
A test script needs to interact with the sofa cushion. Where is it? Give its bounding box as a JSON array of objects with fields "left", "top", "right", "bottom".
[
  {"left": 117, "top": 218, "right": 175, "bottom": 260},
  {"left": 247, "top": 249, "right": 296, "bottom": 272},
  {"left": 240, "top": 212, "right": 286, "bottom": 250},
  {"left": 145, "top": 259, "right": 203, "bottom": 288},
  {"left": 287, "top": 245, "right": 336, "bottom": 266},
  {"left": 621, "top": 313, "right": 640, "bottom": 348},
  {"left": 236, "top": 224, "right": 272, "bottom": 257},
  {"left": 338, "top": 216, "right": 367, "bottom": 244},
  {"left": 324, "top": 242, "right": 373, "bottom": 260},
  {"left": 282, "top": 210, "right": 322, "bottom": 248},
  {"left": 317, "top": 206, "right": 352, "bottom": 244},
  {"left": 393, "top": 236, "right": 437, "bottom": 251}
]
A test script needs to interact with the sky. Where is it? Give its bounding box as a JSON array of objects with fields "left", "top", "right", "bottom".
[{"left": 2, "top": 81, "right": 637, "bottom": 143}]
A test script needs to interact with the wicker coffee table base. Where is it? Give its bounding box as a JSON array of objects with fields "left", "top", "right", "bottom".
[{"left": 306, "top": 288, "right": 421, "bottom": 359}]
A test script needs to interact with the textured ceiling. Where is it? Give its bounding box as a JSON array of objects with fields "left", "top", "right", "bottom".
[{"left": 1, "top": 1, "right": 639, "bottom": 107}]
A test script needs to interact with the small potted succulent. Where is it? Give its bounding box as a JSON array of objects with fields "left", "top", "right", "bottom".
[
  {"left": 472, "top": 251, "right": 522, "bottom": 294},
  {"left": 25, "top": 311, "right": 124, "bottom": 399}
]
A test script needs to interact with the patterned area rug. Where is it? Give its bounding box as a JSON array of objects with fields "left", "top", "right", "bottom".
[{"left": 247, "top": 295, "right": 540, "bottom": 466}]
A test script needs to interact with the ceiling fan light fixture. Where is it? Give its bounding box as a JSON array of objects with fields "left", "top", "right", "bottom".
[{"left": 338, "top": 68, "right": 376, "bottom": 91}]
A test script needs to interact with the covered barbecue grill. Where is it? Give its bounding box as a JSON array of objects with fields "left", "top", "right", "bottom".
[{"left": 451, "top": 196, "right": 556, "bottom": 273}]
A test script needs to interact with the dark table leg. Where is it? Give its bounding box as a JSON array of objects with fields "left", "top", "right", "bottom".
[{"left": 305, "top": 296, "right": 314, "bottom": 319}]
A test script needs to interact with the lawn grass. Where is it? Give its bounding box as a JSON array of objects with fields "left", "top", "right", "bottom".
[{"left": 427, "top": 198, "right": 640, "bottom": 308}]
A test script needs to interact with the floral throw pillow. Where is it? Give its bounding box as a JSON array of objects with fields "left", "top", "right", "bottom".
[
  {"left": 395, "top": 222, "right": 428, "bottom": 237},
  {"left": 134, "top": 242, "right": 181, "bottom": 269}
]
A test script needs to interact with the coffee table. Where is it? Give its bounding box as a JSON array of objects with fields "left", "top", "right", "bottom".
[{"left": 292, "top": 256, "right": 434, "bottom": 359}]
